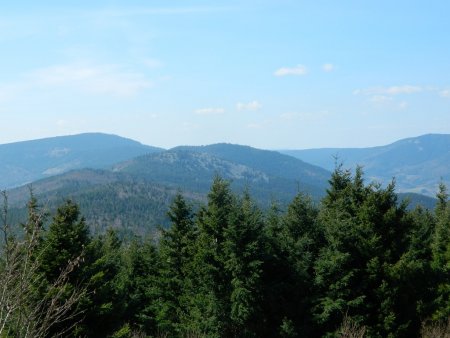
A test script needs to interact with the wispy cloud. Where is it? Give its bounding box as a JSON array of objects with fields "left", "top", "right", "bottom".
[
  {"left": 398, "top": 101, "right": 408, "bottom": 110},
  {"left": 322, "top": 63, "right": 334, "bottom": 72},
  {"left": 369, "top": 95, "right": 393, "bottom": 103},
  {"left": 29, "top": 63, "right": 152, "bottom": 97},
  {"left": 96, "top": 6, "right": 233, "bottom": 18},
  {"left": 280, "top": 111, "right": 329, "bottom": 121},
  {"left": 274, "top": 65, "right": 307, "bottom": 77},
  {"left": 354, "top": 85, "right": 423, "bottom": 96},
  {"left": 142, "top": 58, "right": 163, "bottom": 69},
  {"left": 439, "top": 89, "right": 450, "bottom": 98},
  {"left": 236, "top": 100, "right": 262, "bottom": 111},
  {"left": 194, "top": 107, "right": 225, "bottom": 115},
  {"left": 0, "top": 84, "right": 21, "bottom": 103},
  {"left": 247, "top": 119, "right": 271, "bottom": 129},
  {"left": 383, "top": 85, "right": 422, "bottom": 95}
]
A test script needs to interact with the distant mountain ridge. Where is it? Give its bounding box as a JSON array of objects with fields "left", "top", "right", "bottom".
[
  {"left": 281, "top": 133, "right": 450, "bottom": 196},
  {"left": 173, "top": 143, "right": 330, "bottom": 182},
  {"left": 0, "top": 133, "right": 163, "bottom": 189},
  {"left": 6, "top": 143, "right": 333, "bottom": 234},
  {"left": 113, "top": 144, "right": 331, "bottom": 203},
  {"left": 3, "top": 133, "right": 440, "bottom": 234}
]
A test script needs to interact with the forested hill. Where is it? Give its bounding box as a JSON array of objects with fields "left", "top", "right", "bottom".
[
  {"left": 173, "top": 143, "right": 330, "bottom": 182},
  {"left": 5, "top": 144, "right": 333, "bottom": 235},
  {"left": 281, "top": 133, "right": 450, "bottom": 196},
  {"left": 0, "top": 133, "right": 163, "bottom": 189},
  {"left": 5, "top": 168, "right": 200, "bottom": 236},
  {"left": 114, "top": 144, "right": 330, "bottom": 200},
  {"left": 5, "top": 146, "right": 331, "bottom": 234}
]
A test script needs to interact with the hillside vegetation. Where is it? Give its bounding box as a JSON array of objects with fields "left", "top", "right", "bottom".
[{"left": 1, "top": 168, "right": 448, "bottom": 337}]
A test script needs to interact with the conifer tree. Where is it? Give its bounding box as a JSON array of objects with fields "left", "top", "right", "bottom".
[
  {"left": 80, "top": 229, "right": 127, "bottom": 337},
  {"left": 314, "top": 166, "right": 418, "bottom": 337},
  {"left": 224, "top": 191, "right": 264, "bottom": 337},
  {"left": 261, "top": 193, "right": 322, "bottom": 337},
  {"left": 40, "top": 199, "right": 89, "bottom": 282},
  {"left": 431, "top": 183, "right": 450, "bottom": 320},
  {"left": 156, "top": 193, "right": 196, "bottom": 335},
  {"left": 190, "top": 176, "right": 235, "bottom": 337},
  {"left": 120, "top": 238, "right": 160, "bottom": 335}
]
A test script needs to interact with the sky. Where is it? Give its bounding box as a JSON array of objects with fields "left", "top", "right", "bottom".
[{"left": 1, "top": 0, "right": 450, "bottom": 149}]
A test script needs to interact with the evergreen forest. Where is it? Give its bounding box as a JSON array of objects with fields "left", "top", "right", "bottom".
[{"left": 1, "top": 167, "right": 449, "bottom": 337}]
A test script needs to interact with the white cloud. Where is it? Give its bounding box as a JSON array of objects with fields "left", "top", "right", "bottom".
[
  {"left": 142, "top": 58, "right": 163, "bottom": 69},
  {"left": 369, "top": 95, "right": 393, "bottom": 103},
  {"left": 398, "top": 101, "right": 408, "bottom": 110},
  {"left": 0, "top": 84, "right": 22, "bottom": 103},
  {"left": 384, "top": 85, "right": 422, "bottom": 95},
  {"left": 322, "top": 63, "right": 334, "bottom": 72},
  {"left": 236, "top": 100, "right": 262, "bottom": 111},
  {"left": 274, "top": 65, "right": 307, "bottom": 77},
  {"left": 247, "top": 123, "right": 264, "bottom": 129},
  {"left": 96, "top": 6, "right": 233, "bottom": 18},
  {"left": 280, "top": 112, "right": 305, "bottom": 120},
  {"left": 56, "top": 119, "right": 68, "bottom": 127},
  {"left": 247, "top": 119, "right": 271, "bottom": 129},
  {"left": 194, "top": 107, "right": 225, "bottom": 115},
  {"left": 29, "top": 63, "right": 152, "bottom": 97},
  {"left": 280, "top": 111, "right": 329, "bottom": 121},
  {"left": 354, "top": 85, "right": 423, "bottom": 96},
  {"left": 181, "top": 122, "right": 200, "bottom": 131},
  {"left": 439, "top": 89, "right": 450, "bottom": 98}
]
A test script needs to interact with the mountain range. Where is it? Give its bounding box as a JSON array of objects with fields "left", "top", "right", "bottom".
[
  {"left": 281, "top": 133, "right": 450, "bottom": 197},
  {"left": 0, "top": 133, "right": 161, "bottom": 190},
  {"left": 1, "top": 133, "right": 444, "bottom": 234}
]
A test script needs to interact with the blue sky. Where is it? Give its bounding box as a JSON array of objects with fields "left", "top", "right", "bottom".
[{"left": 1, "top": 1, "right": 449, "bottom": 149}]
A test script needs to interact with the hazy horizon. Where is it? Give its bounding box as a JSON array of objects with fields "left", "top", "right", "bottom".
[{"left": 1, "top": 1, "right": 449, "bottom": 149}]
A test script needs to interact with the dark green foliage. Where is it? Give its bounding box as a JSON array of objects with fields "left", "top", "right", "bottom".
[
  {"left": 121, "top": 238, "right": 160, "bottom": 333},
  {"left": 431, "top": 183, "right": 450, "bottom": 320},
  {"left": 261, "top": 194, "right": 321, "bottom": 337},
  {"left": 78, "top": 229, "right": 127, "bottom": 337},
  {"left": 191, "top": 176, "right": 236, "bottom": 336},
  {"left": 223, "top": 191, "right": 264, "bottom": 337},
  {"left": 3, "top": 172, "right": 448, "bottom": 337},
  {"left": 314, "top": 166, "right": 431, "bottom": 337},
  {"left": 156, "top": 193, "right": 196, "bottom": 335},
  {"left": 40, "top": 199, "right": 89, "bottom": 282}
]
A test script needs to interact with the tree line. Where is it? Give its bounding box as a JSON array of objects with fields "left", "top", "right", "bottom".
[{"left": 0, "top": 166, "right": 449, "bottom": 337}]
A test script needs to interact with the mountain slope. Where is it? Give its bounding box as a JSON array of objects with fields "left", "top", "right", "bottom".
[
  {"left": 114, "top": 145, "right": 331, "bottom": 203},
  {"left": 6, "top": 141, "right": 437, "bottom": 236},
  {"left": 6, "top": 169, "right": 194, "bottom": 236},
  {"left": 0, "top": 133, "right": 163, "bottom": 189},
  {"left": 173, "top": 143, "right": 330, "bottom": 187},
  {"left": 281, "top": 134, "right": 450, "bottom": 196}
]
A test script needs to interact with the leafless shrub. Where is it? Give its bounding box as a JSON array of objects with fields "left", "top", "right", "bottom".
[
  {"left": 338, "top": 314, "right": 366, "bottom": 338},
  {"left": 0, "top": 191, "right": 85, "bottom": 338},
  {"left": 421, "top": 317, "right": 450, "bottom": 338}
]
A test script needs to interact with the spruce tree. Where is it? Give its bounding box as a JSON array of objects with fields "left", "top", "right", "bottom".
[
  {"left": 156, "top": 193, "right": 196, "bottom": 336},
  {"left": 121, "top": 238, "right": 160, "bottom": 335},
  {"left": 314, "top": 167, "right": 418, "bottom": 337},
  {"left": 80, "top": 229, "right": 127, "bottom": 337},
  {"left": 224, "top": 191, "right": 264, "bottom": 337},
  {"left": 40, "top": 199, "right": 89, "bottom": 282},
  {"left": 190, "top": 176, "right": 235, "bottom": 337},
  {"left": 431, "top": 183, "right": 450, "bottom": 320}
]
